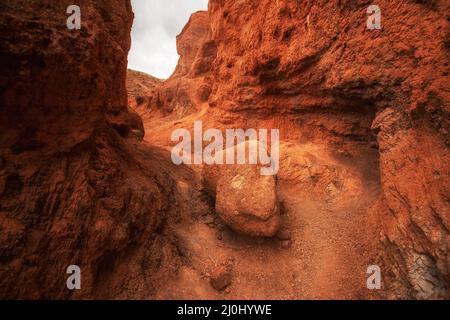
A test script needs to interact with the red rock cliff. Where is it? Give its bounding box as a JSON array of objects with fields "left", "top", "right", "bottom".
[
  {"left": 139, "top": 0, "right": 449, "bottom": 299},
  {"left": 140, "top": 11, "right": 216, "bottom": 117},
  {"left": 207, "top": 0, "right": 449, "bottom": 298},
  {"left": 1, "top": 0, "right": 448, "bottom": 300},
  {"left": 0, "top": 0, "right": 178, "bottom": 299}
]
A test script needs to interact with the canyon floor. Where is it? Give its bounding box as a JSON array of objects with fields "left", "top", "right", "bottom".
[{"left": 130, "top": 100, "right": 384, "bottom": 300}]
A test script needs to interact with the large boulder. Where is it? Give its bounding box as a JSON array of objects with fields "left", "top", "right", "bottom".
[{"left": 203, "top": 141, "right": 280, "bottom": 237}]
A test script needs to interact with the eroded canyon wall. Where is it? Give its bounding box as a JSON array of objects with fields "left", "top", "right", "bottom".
[
  {"left": 145, "top": 0, "right": 449, "bottom": 298},
  {"left": 0, "top": 0, "right": 176, "bottom": 298},
  {"left": 142, "top": 11, "right": 216, "bottom": 117},
  {"left": 207, "top": 0, "right": 450, "bottom": 299},
  {"left": 0, "top": 0, "right": 448, "bottom": 300}
]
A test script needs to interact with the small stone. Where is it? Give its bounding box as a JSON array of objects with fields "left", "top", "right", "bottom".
[
  {"left": 276, "top": 228, "right": 291, "bottom": 241},
  {"left": 210, "top": 265, "right": 232, "bottom": 291},
  {"left": 337, "top": 148, "right": 352, "bottom": 158},
  {"left": 281, "top": 240, "right": 292, "bottom": 249},
  {"left": 216, "top": 223, "right": 226, "bottom": 231},
  {"left": 204, "top": 215, "right": 216, "bottom": 228}
]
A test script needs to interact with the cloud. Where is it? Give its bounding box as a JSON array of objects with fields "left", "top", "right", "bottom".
[{"left": 128, "top": 0, "right": 208, "bottom": 79}]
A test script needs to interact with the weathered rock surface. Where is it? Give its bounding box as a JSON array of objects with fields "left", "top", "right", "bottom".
[
  {"left": 127, "top": 69, "right": 162, "bottom": 110},
  {"left": 210, "top": 265, "right": 232, "bottom": 291},
  {"left": 0, "top": 0, "right": 179, "bottom": 299},
  {"left": 138, "top": 11, "right": 216, "bottom": 117},
  {"left": 215, "top": 165, "right": 279, "bottom": 237},
  {"left": 1, "top": 0, "right": 448, "bottom": 300},
  {"left": 202, "top": 141, "right": 280, "bottom": 237},
  {"left": 139, "top": 0, "right": 449, "bottom": 299}
]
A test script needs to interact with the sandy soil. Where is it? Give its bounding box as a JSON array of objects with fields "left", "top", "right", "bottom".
[{"left": 135, "top": 103, "right": 385, "bottom": 300}]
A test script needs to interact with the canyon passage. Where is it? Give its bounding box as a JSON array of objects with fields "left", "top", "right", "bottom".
[{"left": 0, "top": 0, "right": 448, "bottom": 300}]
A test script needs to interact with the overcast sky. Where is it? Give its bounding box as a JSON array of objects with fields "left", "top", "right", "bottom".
[{"left": 128, "top": 0, "right": 208, "bottom": 79}]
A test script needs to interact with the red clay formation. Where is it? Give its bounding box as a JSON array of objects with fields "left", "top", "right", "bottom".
[{"left": 1, "top": 0, "right": 449, "bottom": 299}]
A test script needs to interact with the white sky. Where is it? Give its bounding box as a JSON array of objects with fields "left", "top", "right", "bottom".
[{"left": 128, "top": 0, "right": 209, "bottom": 79}]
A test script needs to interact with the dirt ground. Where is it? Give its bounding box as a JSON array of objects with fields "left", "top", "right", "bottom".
[{"left": 134, "top": 102, "right": 386, "bottom": 300}]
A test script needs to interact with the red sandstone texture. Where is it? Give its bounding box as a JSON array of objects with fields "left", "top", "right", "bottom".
[
  {"left": 132, "top": 0, "right": 449, "bottom": 299},
  {"left": 139, "top": 11, "right": 216, "bottom": 117},
  {"left": 0, "top": 0, "right": 181, "bottom": 299},
  {"left": 0, "top": 0, "right": 449, "bottom": 300},
  {"left": 203, "top": 0, "right": 450, "bottom": 299}
]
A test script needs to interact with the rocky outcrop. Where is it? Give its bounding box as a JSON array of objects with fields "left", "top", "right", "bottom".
[
  {"left": 127, "top": 69, "right": 162, "bottom": 109},
  {"left": 214, "top": 166, "right": 280, "bottom": 237},
  {"left": 140, "top": 11, "right": 216, "bottom": 116},
  {"left": 202, "top": 141, "right": 280, "bottom": 237},
  {"left": 0, "top": 0, "right": 178, "bottom": 299},
  {"left": 141, "top": 0, "right": 449, "bottom": 299}
]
